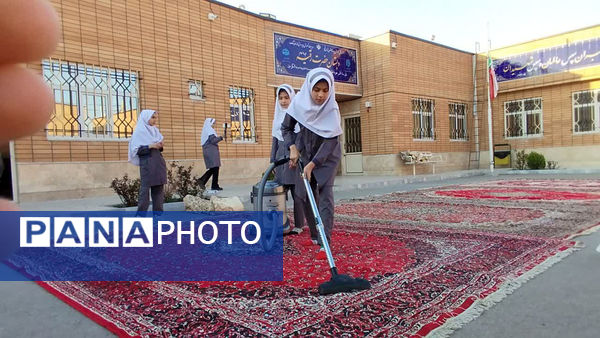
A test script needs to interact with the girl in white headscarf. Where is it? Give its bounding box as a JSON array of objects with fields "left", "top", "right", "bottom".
[
  {"left": 281, "top": 68, "right": 342, "bottom": 259},
  {"left": 271, "top": 84, "right": 304, "bottom": 235},
  {"left": 128, "top": 109, "right": 167, "bottom": 212},
  {"left": 199, "top": 117, "right": 223, "bottom": 190}
]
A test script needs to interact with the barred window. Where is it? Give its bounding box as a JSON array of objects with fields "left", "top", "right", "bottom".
[
  {"left": 344, "top": 116, "right": 362, "bottom": 153},
  {"left": 504, "top": 97, "right": 543, "bottom": 138},
  {"left": 412, "top": 98, "right": 435, "bottom": 140},
  {"left": 449, "top": 102, "right": 468, "bottom": 140},
  {"left": 229, "top": 86, "right": 256, "bottom": 143},
  {"left": 42, "top": 59, "right": 139, "bottom": 140},
  {"left": 188, "top": 80, "right": 204, "bottom": 100},
  {"left": 573, "top": 89, "right": 600, "bottom": 133}
]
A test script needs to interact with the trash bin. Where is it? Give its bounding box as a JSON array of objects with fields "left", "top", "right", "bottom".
[
  {"left": 251, "top": 180, "right": 288, "bottom": 229},
  {"left": 493, "top": 144, "right": 512, "bottom": 168}
]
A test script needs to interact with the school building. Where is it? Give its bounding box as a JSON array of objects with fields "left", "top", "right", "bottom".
[{"left": 4, "top": 0, "right": 600, "bottom": 201}]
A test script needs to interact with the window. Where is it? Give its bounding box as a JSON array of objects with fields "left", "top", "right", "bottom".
[
  {"left": 449, "top": 102, "right": 468, "bottom": 140},
  {"left": 412, "top": 98, "right": 435, "bottom": 140},
  {"left": 229, "top": 86, "right": 255, "bottom": 142},
  {"left": 573, "top": 89, "right": 600, "bottom": 133},
  {"left": 503, "top": 97, "right": 543, "bottom": 138},
  {"left": 344, "top": 116, "right": 362, "bottom": 153},
  {"left": 42, "top": 59, "right": 139, "bottom": 140},
  {"left": 188, "top": 80, "right": 204, "bottom": 100}
]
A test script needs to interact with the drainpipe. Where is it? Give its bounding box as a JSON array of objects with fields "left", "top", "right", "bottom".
[
  {"left": 9, "top": 140, "right": 19, "bottom": 203},
  {"left": 472, "top": 43, "right": 480, "bottom": 166}
]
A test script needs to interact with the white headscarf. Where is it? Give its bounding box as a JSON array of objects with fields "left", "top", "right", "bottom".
[
  {"left": 128, "top": 109, "right": 163, "bottom": 166},
  {"left": 271, "top": 84, "right": 299, "bottom": 141},
  {"left": 286, "top": 67, "right": 342, "bottom": 138},
  {"left": 201, "top": 118, "right": 217, "bottom": 145}
]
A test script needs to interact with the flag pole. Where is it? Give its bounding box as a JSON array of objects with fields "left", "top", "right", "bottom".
[{"left": 486, "top": 40, "right": 494, "bottom": 173}]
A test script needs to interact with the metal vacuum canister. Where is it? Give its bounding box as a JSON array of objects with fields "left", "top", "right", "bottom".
[{"left": 251, "top": 180, "right": 288, "bottom": 228}]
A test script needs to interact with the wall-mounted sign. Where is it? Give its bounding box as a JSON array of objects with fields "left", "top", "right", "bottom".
[
  {"left": 494, "top": 37, "right": 600, "bottom": 82},
  {"left": 274, "top": 33, "right": 358, "bottom": 84}
]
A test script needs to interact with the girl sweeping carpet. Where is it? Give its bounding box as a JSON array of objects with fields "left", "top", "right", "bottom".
[{"left": 281, "top": 67, "right": 343, "bottom": 260}]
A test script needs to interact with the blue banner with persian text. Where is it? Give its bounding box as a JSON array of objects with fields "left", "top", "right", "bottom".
[
  {"left": 274, "top": 33, "right": 358, "bottom": 84},
  {"left": 494, "top": 37, "right": 600, "bottom": 82}
]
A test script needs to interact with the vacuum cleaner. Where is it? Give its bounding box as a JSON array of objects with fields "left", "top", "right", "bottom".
[
  {"left": 256, "top": 157, "right": 371, "bottom": 295},
  {"left": 255, "top": 157, "right": 289, "bottom": 252}
]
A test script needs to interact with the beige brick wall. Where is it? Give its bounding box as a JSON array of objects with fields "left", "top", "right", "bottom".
[
  {"left": 19, "top": 0, "right": 361, "bottom": 164},
  {"left": 359, "top": 32, "right": 474, "bottom": 161},
  {"left": 16, "top": 0, "right": 363, "bottom": 199},
  {"left": 14, "top": 1, "right": 600, "bottom": 199}
]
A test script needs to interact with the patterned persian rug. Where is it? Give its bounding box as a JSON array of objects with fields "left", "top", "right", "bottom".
[
  {"left": 337, "top": 179, "right": 600, "bottom": 239},
  {"left": 34, "top": 179, "right": 599, "bottom": 336}
]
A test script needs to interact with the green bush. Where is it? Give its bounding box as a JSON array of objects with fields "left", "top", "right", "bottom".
[
  {"left": 526, "top": 151, "right": 546, "bottom": 170},
  {"left": 165, "top": 164, "right": 178, "bottom": 202},
  {"left": 112, "top": 162, "right": 204, "bottom": 207},
  {"left": 262, "top": 170, "right": 276, "bottom": 181},
  {"left": 110, "top": 174, "right": 140, "bottom": 207},
  {"left": 169, "top": 162, "right": 204, "bottom": 199},
  {"left": 514, "top": 150, "right": 528, "bottom": 170}
]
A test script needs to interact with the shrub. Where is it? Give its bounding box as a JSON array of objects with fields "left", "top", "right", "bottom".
[
  {"left": 112, "top": 163, "right": 204, "bottom": 207},
  {"left": 170, "top": 162, "right": 203, "bottom": 198},
  {"left": 526, "top": 151, "right": 546, "bottom": 170},
  {"left": 546, "top": 160, "right": 559, "bottom": 169},
  {"left": 165, "top": 163, "right": 178, "bottom": 202},
  {"left": 262, "top": 170, "right": 276, "bottom": 181},
  {"left": 110, "top": 174, "right": 140, "bottom": 207},
  {"left": 514, "top": 150, "right": 528, "bottom": 170}
]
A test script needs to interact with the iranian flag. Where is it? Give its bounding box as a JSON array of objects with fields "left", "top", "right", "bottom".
[{"left": 488, "top": 55, "right": 498, "bottom": 100}]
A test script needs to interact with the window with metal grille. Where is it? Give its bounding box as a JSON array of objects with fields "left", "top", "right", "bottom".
[
  {"left": 42, "top": 59, "right": 139, "bottom": 140},
  {"left": 449, "top": 102, "right": 468, "bottom": 140},
  {"left": 229, "top": 86, "right": 256, "bottom": 142},
  {"left": 344, "top": 116, "right": 362, "bottom": 153},
  {"left": 572, "top": 89, "right": 600, "bottom": 133},
  {"left": 412, "top": 98, "right": 435, "bottom": 140},
  {"left": 188, "top": 80, "right": 204, "bottom": 100},
  {"left": 503, "top": 97, "right": 543, "bottom": 138}
]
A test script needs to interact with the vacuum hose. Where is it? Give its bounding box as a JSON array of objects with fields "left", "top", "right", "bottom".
[{"left": 256, "top": 157, "right": 289, "bottom": 251}]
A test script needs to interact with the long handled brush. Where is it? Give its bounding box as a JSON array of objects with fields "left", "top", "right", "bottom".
[{"left": 298, "top": 160, "right": 371, "bottom": 295}]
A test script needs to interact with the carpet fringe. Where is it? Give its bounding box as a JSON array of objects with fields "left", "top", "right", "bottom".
[
  {"left": 566, "top": 223, "right": 600, "bottom": 240},
  {"left": 426, "top": 244, "right": 580, "bottom": 338}
]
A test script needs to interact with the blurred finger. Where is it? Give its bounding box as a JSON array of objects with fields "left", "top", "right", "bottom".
[
  {"left": 0, "top": 64, "right": 53, "bottom": 144},
  {"left": 0, "top": 198, "right": 20, "bottom": 211},
  {"left": 0, "top": 0, "right": 60, "bottom": 64}
]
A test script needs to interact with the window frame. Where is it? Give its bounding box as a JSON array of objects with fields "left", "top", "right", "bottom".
[
  {"left": 503, "top": 97, "right": 544, "bottom": 139},
  {"left": 411, "top": 97, "right": 435, "bottom": 141},
  {"left": 188, "top": 80, "right": 205, "bottom": 101},
  {"left": 572, "top": 89, "right": 600, "bottom": 134},
  {"left": 229, "top": 86, "right": 256, "bottom": 143},
  {"left": 42, "top": 59, "right": 139, "bottom": 141},
  {"left": 448, "top": 102, "right": 468, "bottom": 141}
]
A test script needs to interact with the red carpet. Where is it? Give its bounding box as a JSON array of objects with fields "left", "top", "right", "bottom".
[
  {"left": 338, "top": 179, "right": 600, "bottom": 239},
  {"left": 31, "top": 179, "right": 598, "bottom": 336},
  {"left": 38, "top": 224, "right": 575, "bottom": 336}
]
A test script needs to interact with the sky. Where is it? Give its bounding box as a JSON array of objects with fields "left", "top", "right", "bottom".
[{"left": 217, "top": 0, "right": 600, "bottom": 52}]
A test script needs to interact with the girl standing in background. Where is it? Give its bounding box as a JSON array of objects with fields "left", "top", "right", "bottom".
[
  {"left": 271, "top": 84, "right": 304, "bottom": 234},
  {"left": 128, "top": 109, "right": 167, "bottom": 212}
]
